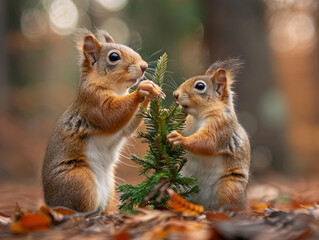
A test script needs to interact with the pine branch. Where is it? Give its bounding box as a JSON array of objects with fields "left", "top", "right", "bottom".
[{"left": 117, "top": 53, "right": 199, "bottom": 212}]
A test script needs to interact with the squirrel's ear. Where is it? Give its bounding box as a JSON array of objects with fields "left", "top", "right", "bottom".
[
  {"left": 213, "top": 69, "right": 227, "bottom": 96},
  {"left": 97, "top": 30, "right": 115, "bottom": 43},
  {"left": 205, "top": 66, "right": 215, "bottom": 75},
  {"left": 83, "top": 35, "right": 102, "bottom": 66}
]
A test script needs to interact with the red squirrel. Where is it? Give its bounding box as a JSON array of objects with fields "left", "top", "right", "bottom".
[
  {"left": 167, "top": 58, "right": 250, "bottom": 211},
  {"left": 42, "top": 29, "right": 163, "bottom": 212}
]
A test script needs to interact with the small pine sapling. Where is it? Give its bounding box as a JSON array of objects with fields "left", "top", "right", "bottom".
[{"left": 117, "top": 53, "right": 199, "bottom": 212}]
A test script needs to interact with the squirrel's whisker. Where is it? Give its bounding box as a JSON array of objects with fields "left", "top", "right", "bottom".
[{"left": 146, "top": 49, "right": 163, "bottom": 61}]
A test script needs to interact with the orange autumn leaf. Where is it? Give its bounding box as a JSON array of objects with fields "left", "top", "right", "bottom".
[
  {"left": 39, "top": 205, "right": 66, "bottom": 223},
  {"left": 53, "top": 207, "right": 76, "bottom": 216},
  {"left": 0, "top": 212, "right": 10, "bottom": 218},
  {"left": 10, "top": 213, "right": 51, "bottom": 233},
  {"left": 290, "top": 199, "right": 318, "bottom": 209},
  {"left": 250, "top": 201, "right": 271, "bottom": 212},
  {"left": 113, "top": 231, "right": 131, "bottom": 240},
  {"left": 0, "top": 211, "right": 11, "bottom": 225},
  {"left": 166, "top": 189, "right": 204, "bottom": 216},
  {"left": 153, "top": 222, "right": 186, "bottom": 238},
  {"left": 275, "top": 199, "right": 317, "bottom": 211}
]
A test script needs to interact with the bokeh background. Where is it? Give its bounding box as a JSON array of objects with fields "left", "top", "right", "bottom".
[{"left": 1, "top": 0, "right": 319, "bottom": 194}]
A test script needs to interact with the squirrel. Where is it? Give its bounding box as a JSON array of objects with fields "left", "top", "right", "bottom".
[
  {"left": 167, "top": 58, "right": 250, "bottom": 211},
  {"left": 42, "top": 29, "right": 164, "bottom": 212}
]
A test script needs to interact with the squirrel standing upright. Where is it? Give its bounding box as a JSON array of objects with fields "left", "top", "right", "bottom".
[
  {"left": 42, "top": 29, "right": 163, "bottom": 212},
  {"left": 167, "top": 58, "right": 250, "bottom": 211}
]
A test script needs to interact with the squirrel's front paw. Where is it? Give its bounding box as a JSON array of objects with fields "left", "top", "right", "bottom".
[
  {"left": 137, "top": 80, "right": 165, "bottom": 100},
  {"left": 167, "top": 130, "right": 183, "bottom": 147}
]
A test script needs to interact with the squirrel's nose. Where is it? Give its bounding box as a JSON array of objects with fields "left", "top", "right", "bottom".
[
  {"left": 140, "top": 63, "right": 148, "bottom": 73},
  {"left": 173, "top": 92, "right": 179, "bottom": 100}
]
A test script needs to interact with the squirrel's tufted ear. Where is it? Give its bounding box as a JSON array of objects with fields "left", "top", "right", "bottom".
[
  {"left": 83, "top": 35, "right": 102, "bottom": 66},
  {"left": 96, "top": 29, "right": 115, "bottom": 43},
  {"left": 212, "top": 69, "right": 227, "bottom": 96},
  {"left": 205, "top": 66, "right": 215, "bottom": 76}
]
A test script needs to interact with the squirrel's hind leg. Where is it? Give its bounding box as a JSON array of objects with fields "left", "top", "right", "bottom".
[
  {"left": 44, "top": 167, "right": 98, "bottom": 212},
  {"left": 215, "top": 174, "right": 248, "bottom": 211}
]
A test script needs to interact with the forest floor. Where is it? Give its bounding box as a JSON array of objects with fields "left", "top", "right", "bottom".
[{"left": 1, "top": 175, "right": 319, "bottom": 240}]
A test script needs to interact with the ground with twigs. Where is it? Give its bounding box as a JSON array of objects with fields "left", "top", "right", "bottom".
[{"left": 1, "top": 176, "right": 319, "bottom": 240}]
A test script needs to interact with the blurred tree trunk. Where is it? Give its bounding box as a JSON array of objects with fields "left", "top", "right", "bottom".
[
  {"left": 266, "top": 4, "right": 319, "bottom": 175},
  {"left": 0, "top": 1, "right": 8, "bottom": 110},
  {"left": 203, "top": 0, "right": 287, "bottom": 174},
  {"left": 271, "top": 54, "right": 319, "bottom": 175}
]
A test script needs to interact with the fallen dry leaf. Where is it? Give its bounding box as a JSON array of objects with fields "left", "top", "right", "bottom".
[
  {"left": 7, "top": 204, "right": 100, "bottom": 234},
  {"left": 250, "top": 200, "right": 272, "bottom": 212},
  {"left": 0, "top": 212, "right": 10, "bottom": 218},
  {"left": 0, "top": 213, "right": 11, "bottom": 225},
  {"left": 113, "top": 231, "right": 131, "bottom": 240},
  {"left": 10, "top": 213, "right": 51, "bottom": 233},
  {"left": 52, "top": 206, "right": 77, "bottom": 216},
  {"left": 2, "top": 179, "right": 319, "bottom": 239},
  {"left": 166, "top": 189, "right": 204, "bottom": 216}
]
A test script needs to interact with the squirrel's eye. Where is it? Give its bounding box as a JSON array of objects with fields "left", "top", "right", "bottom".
[
  {"left": 194, "top": 82, "right": 206, "bottom": 90},
  {"left": 109, "top": 52, "right": 121, "bottom": 62}
]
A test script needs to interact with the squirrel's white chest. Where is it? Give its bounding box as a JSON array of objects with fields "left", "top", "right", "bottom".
[
  {"left": 181, "top": 117, "right": 224, "bottom": 209},
  {"left": 182, "top": 154, "right": 224, "bottom": 209},
  {"left": 85, "top": 132, "right": 125, "bottom": 210},
  {"left": 182, "top": 117, "right": 206, "bottom": 137}
]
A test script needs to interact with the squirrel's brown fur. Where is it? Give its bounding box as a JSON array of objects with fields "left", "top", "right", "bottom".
[
  {"left": 167, "top": 58, "right": 250, "bottom": 211},
  {"left": 42, "top": 29, "right": 162, "bottom": 212}
]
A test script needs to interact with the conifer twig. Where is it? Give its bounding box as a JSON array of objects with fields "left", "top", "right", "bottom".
[{"left": 117, "top": 53, "right": 199, "bottom": 212}]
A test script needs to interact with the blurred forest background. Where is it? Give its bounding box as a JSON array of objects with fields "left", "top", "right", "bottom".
[{"left": 0, "top": 0, "right": 319, "bottom": 190}]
